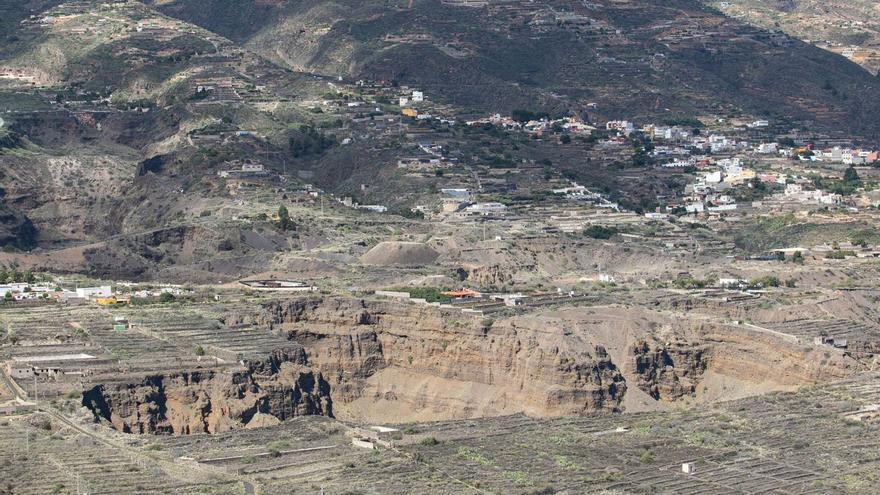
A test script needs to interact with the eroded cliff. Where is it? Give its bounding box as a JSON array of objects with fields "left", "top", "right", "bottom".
[
  {"left": 80, "top": 297, "right": 864, "bottom": 434},
  {"left": 254, "top": 298, "right": 627, "bottom": 422},
  {"left": 82, "top": 347, "right": 331, "bottom": 434}
]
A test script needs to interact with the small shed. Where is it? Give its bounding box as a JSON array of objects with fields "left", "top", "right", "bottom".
[{"left": 682, "top": 462, "right": 696, "bottom": 475}]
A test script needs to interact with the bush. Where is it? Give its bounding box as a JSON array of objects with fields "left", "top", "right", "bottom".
[
  {"left": 159, "top": 292, "right": 175, "bottom": 303},
  {"left": 674, "top": 278, "right": 709, "bottom": 290},
  {"left": 747, "top": 276, "right": 780, "bottom": 288},
  {"left": 194, "top": 346, "right": 206, "bottom": 356},
  {"left": 639, "top": 449, "right": 655, "bottom": 464},
  {"left": 420, "top": 437, "right": 439, "bottom": 446},
  {"left": 288, "top": 125, "right": 334, "bottom": 158},
  {"left": 584, "top": 225, "right": 618, "bottom": 240},
  {"left": 826, "top": 250, "right": 855, "bottom": 260}
]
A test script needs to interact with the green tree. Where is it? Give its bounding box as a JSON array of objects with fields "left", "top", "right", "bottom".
[
  {"left": 511, "top": 109, "right": 549, "bottom": 123},
  {"left": 278, "top": 205, "right": 292, "bottom": 231},
  {"left": 159, "top": 292, "right": 175, "bottom": 303},
  {"left": 844, "top": 166, "right": 861, "bottom": 184}
]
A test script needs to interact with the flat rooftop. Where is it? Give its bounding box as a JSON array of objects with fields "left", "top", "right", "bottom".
[{"left": 12, "top": 353, "right": 96, "bottom": 363}]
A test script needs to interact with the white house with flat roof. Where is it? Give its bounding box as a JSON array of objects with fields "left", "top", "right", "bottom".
[{"left": 76, "top": 286, "right": 112, "bottom": 299}]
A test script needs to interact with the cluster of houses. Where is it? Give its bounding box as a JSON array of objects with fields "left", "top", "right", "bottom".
[
  {"left": 434, "top": 189, "right": 510, "bottom": 217},
  {"left": 466, "top": 114, "right": 595, "bottom": 136},
  {"left": 1, "top": 282, "right": 189, "bottom": 306},
  {"left": 789, "top": 146, "right": 880, "bottom": 165},
  {"left": 216, "top": 161, "right": 267, "bottom": 179},
  {"left": 0, "top": 283, "right": 58, "bottom": 302},
  {"left": 676, "top": 155, "right": 852, "bottom": 213},
  {"left": 1, "top": 283, "right": 117, "bottom": 304},
  {"left": 551, "top": 183, "right": 619, "bottom": 209}
]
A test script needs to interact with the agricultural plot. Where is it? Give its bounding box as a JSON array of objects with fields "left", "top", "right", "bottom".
[
  {"left": 147, "top": 416, "right": 451, "bottom": 495},
  {"left": 303, "top": 376, "right": 877, "bottom": 494},
  {"left": 125, "top": 305, "right": 294, "bottom": 359},
  {"left": 58, "top": 373, "right": 870, "bottom": 494},
  {"left": 764, "top": 319, "right": 880, "bottom": 346},
  {"left": 0, "top": 414, "right": 241, "bottom": 495},
  {"left": 0, "top": 302, "right": 303, "bottom": 401},
  {"left": 0, "top": 305, "right": 91, "bottom": 345}
]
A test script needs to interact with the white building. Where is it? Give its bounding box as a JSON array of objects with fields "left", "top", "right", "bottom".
[
  {"left": 605, "top": 120, "right": 634, "bottom": 135},
  {"left": 784, "top": 183, "right": 803, "bottom": 196},
  {"left": 709, "top": 135, "right": 733, "bottom": 153},
  {"left": 76, "top": 286, "right": 113, "bottom": 299},
  {"left": 756, "top": 142, "right": 778, "bottom": 154},
  {"left": 704, "top": 171, "right": 723, "bottom": 184},
  {"left": 0, "top": 283, "right": 30, "bottom": 294},
  {"left": 463, "top": 202, "right": 508, "bottom": 216}
]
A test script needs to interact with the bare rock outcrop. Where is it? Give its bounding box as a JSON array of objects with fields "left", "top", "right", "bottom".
[
  {"left": 256, "top": 298, "right": 626, "bottom": 421},
  {"left": 82, "top": 349, "right": 332, "bottom": 434},
  {"left": 631, "top": 340, "right": 709, "bottom": 401}
]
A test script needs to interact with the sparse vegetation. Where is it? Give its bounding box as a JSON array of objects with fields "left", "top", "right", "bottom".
[
  {"left": 420, "top": 436, "right": 440, "bottom": 446},
  {"left": 583, "top": 225, "right": 618, "bottom": 240}
]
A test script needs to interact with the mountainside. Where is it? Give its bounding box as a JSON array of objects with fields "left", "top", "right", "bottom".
[
  {"left": 0, "top": 1, "right": 333, "bottom": 276},
  {"left": 2, "top": 0, "right": 880, "bottom": 281},
  {"left": 702, "top": 0, "right": 880, "bottom": 75},
  {"left": 149, "top": 0, "right": 880, "bottom": 139}
]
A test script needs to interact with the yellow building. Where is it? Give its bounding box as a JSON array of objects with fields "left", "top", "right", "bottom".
[
  {"left": 401, "top": 108, "right": 418, "bottom": 118},
  {"left": 725, "top": 169, "right": 757, "bottom": 185},
  {"left": 95, "top": 297, "right": 119, "bottom": 307}
]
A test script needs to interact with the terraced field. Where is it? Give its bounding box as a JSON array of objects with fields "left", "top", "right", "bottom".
[
  {"left": 764, "top": 318, "right": 880, "bottom": 343},
  {"left": 0, "top": 414, "right": 242, "bottom": 495},
  {"left": 72, "top": 373, "right": 876, "bottom": 494}
]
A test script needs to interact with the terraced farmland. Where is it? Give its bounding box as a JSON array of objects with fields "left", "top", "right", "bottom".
[{"left": 0, "top": 414, "right": 242, "bottom": 495}]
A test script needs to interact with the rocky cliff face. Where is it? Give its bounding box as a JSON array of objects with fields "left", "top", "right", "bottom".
[
  {"left": 82, "top": 348, "right": 331, "bottom": 434},
  {"left": 631, "top": 340, "right": 709, "bottom": 401},
  {"left": 253, "top": 298, "right": 627, "bottom": 421},
  {"left": 80, "top": 298, "right": 863, "bottom": 434}
]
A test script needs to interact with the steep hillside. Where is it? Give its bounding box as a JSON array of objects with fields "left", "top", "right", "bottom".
[
  {"left": 0, "top": 1, "right": 337, "bottom": 276},
  {"left": 150, "top": 0, "right": 880, "bottom": 139},
  {"left": 703, "top": 0, "right": 880, "bottom": 75}
]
